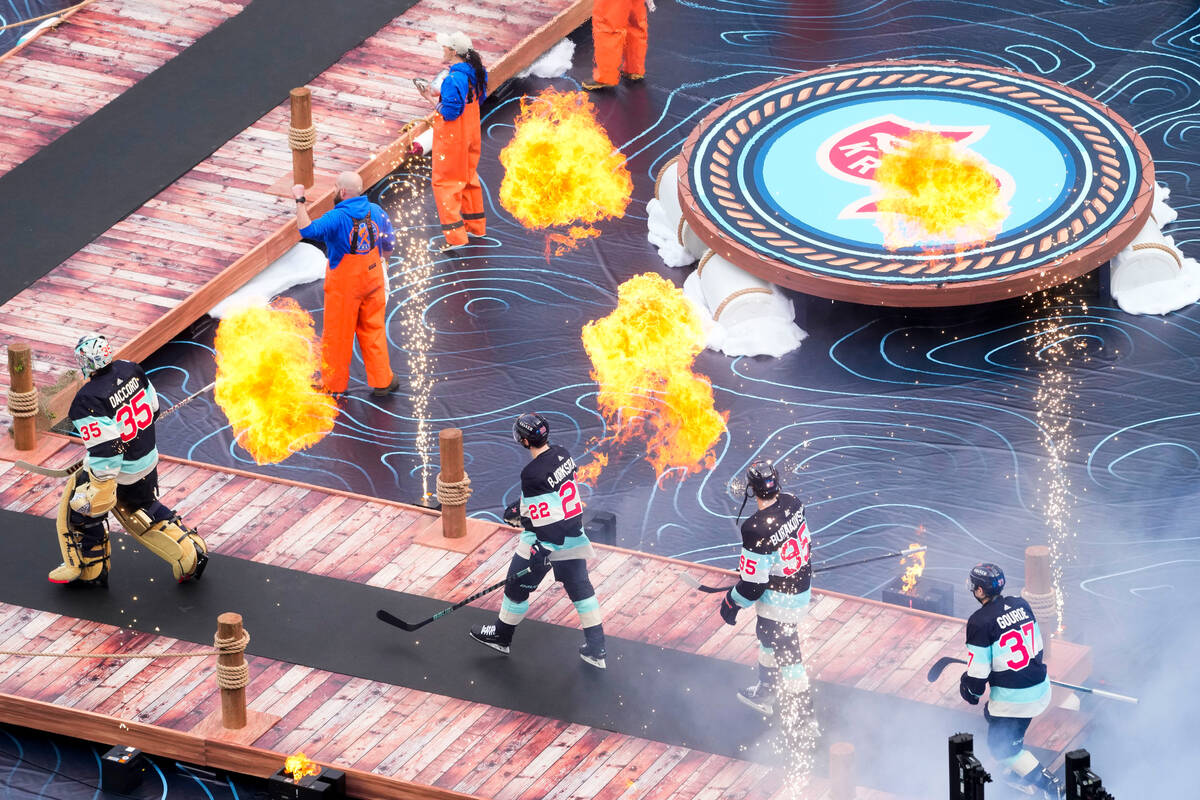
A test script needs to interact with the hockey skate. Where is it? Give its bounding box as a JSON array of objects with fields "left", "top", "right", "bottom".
[
  {"left": 579, "top": 642, "right": 607, "bottom": 669},
  {"left": 180, "top": 551, "right": 209, "bottom": 583},
  {"left": 47, "top": 560, "right": 108, "bottom": 587},
  {"left": 469, "top": 624, "right": 511, "bottom": 654},
  {"left": 737, "top": 682, "right": 776, "bottom": 715}
]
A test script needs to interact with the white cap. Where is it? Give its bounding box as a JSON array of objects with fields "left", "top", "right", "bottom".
[{"left": 435, "top": 31, "right": 472, "bottom": 56}]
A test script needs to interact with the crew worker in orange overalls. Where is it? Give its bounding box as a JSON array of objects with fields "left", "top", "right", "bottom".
[
  {"left": 418, "top": 31, "right": 488, "bottom": 252},
  {"left": 582, "top": 0, "right": 653, "bottom": 90},
  {"left": 292, "top": 172, "right": 400, "bottom": 397}
]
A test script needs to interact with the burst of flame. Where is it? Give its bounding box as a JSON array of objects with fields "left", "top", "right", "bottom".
[
  {"left": 899, "top": 542, "right": 926, "bottom": 594},
  {"left": 283, "top": 753, "right": 321, "bottom": 782},
  {"left": 214, "top": 299, "right": 338, "bottom": 464},
  {"left": 579, "top": 273, "right": 727, "bottom": 485},
  {"left": 499, "top": 89, "right": 632, "bottom": 254},
  {"left": 874, "top": 130, "right": 1009, "bottom": 250}
]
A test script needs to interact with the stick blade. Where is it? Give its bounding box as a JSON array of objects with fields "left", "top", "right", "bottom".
[
  {"left": 677, "top": 573, "right": 702, "bottom": 589},
  {"left": 376, "top": 609, "right": 421, "bottom": 632},
  {"left": 926, "top": 655, "right": 966, "bottom": 682}
]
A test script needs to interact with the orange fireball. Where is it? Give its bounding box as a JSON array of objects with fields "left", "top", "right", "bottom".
[
  {"left": 874, "top": 130, "right": 1009, "bottom": 250},
  {"left": 580, "top": 273, "right": 727, "bottom": 485},
  {"left": 499, "top": 89, "right": 632, "bottom": 254},
  {"left": 214, "top": 300, "right": 338, "bottom": 465}
]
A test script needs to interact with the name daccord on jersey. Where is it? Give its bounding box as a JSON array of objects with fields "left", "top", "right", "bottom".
[
  {"left": 70, "top": 361, "right": 161, "bottom": 484},
  {"left": 738, "top": 493, "right": 812, "bottom": 623}
]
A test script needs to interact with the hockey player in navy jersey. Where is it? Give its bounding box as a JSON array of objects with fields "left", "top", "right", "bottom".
[
  {"left": 47, "top": 333, "right": 208, "bottom": 586},
  {"left": 469, "top": 413, "right": 608, "bottom": 668},
  {"left": 960, "top": 563, "right": 1061, "bottom": 798},
  {"left": 718, "top": 460, "right": 813, "bottom": 715}
]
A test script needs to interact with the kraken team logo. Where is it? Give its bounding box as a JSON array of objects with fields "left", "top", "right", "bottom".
[
  {"left": 816, "top": 115, "right": 1016, "bottom": 220},
  {"left": 678, "top": 61, "right": 1152, "bottom": 306}
]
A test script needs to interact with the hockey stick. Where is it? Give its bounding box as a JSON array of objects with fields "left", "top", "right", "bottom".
[
  {"left": 678, "top": 546, "right": 929, "bottom": 593},
  {"left": 926, "top": 656, "right": 1139, "bottom": 704},
  {"left": 14, "top": 380, "right": 217, "bottom": 478},
  {"left": 376, "top": 565, "right": 535, "bottom": 632}
]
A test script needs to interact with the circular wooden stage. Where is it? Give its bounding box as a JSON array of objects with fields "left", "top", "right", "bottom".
[{"left": 678, "top": 61, "right": 1156, "bottom": 307}]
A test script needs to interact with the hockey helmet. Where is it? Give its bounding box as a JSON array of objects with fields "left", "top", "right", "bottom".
[
  {"left": 512, "top": 412, "right": 549, "bottom": 448},
  {"left": 746, "top": 459, "right": 780, "bottom": 500},
  {"left": 967, "top": 563, "right": 1005, "bottom": 597},
  {"left": 74, "top": 333, "right": 113, "bottom": 376}
]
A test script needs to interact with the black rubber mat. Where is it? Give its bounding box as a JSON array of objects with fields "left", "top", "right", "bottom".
[
  {"left": 1, "top": 507, "right": 987, "bottom": 792},
  {"left": 0, "top": 0, "right": 420, "bottom": 305}
]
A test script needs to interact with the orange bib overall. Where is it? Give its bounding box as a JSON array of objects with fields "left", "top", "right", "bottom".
[
  {"left": 592, "top": 0, "right": 648, "bottom": 85},
  {"left": 321, "top": 215, "right": 393, "bottom": 394},
  {"left": 432, "top": 85, "right": 485, "bottom": 247}
]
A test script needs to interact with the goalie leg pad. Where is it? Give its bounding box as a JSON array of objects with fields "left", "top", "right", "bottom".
[
  {"left": 111, "top": 502, "right": 208, "bottom": 582},
  {"left": 49, "top": 471, "right": 111, "bottom": 585}
]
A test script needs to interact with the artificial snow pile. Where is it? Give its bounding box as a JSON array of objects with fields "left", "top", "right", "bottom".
[
  {"left": 649, "top": 158, "right": 806, "bottom": 357},
  {"left": 646, "top": 158, "right": 706, "bottom": 267},
  {"left": 208, "top": 242, "right": 326, "bottom": 319},
  {"left": 683, "top": 251, "right": 807, "bottom": 358},
  {"left": 1110, "top": 183, "right": 1200, "bottom": 315},
  {"left": 518, "top": 39, "right": 575, "bottom": 79}
]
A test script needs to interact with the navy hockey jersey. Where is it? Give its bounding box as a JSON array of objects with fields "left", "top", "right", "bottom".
[
  {"left": 730, "top": 493, "right": 813, "bottom": 623},
  {"left": 518, "top": 444, "right": 590, "bottom": 550},
  {"left": 963, "top": 595, "right": 1051, "bottom": 718},
  {"left": 69, "top": 361, "right": 160, "bottom": 483}
]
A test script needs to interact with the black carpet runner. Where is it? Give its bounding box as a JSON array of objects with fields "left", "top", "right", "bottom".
[
  {"left": 0, "top": 0, "right": 420, "bottom": 305},
  {"left": 0, "top": 508, "right": 996, "bottom": 792}
]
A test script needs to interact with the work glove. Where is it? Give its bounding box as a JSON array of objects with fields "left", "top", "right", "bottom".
[
  {"left": 959, "top": 672, "right": 980, "bottom": 705},
  {"left": 646, "top": 0, "right": 656, "bottom": 11},
  {"left": 503, "top": 501, "right": 522, "bottom": 527},
  {"left": 719, "top": 588, "right": 742, "bottom": 625},
  {"left": 529, "top": 541, "right": 552, "bottom": 566}
]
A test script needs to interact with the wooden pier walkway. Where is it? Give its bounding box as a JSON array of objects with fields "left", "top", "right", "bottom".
[{"left": 0, "top": 437, "right": 1093, "bottom": 799}]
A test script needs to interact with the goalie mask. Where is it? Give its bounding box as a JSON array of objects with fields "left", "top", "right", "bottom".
[{"left": 74, "top": 333, "right": 113, "bottom": 376}]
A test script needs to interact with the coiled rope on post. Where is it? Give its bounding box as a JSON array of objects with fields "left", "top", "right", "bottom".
[
  {"left": 436, "top": 471, "right": 473, "bottom": 506},
  {"left": 288, "top": 124, "right": 317, "bottom": 151},
  {"left": 214, "top": 628, "right": 251, "bottom": 690},
  {"left": 7, "top": 388, "right": 38, "bottom": 418}
]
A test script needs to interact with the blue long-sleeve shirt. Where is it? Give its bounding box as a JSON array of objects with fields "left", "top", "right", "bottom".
[
  {"left": 299, "top": 195, "right": 394, "bottom": 269},
  {"left": 437, "top": 62, "right": 487, "bottom": 122}
]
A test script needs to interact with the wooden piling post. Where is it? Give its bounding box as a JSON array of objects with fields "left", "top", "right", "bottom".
[
  {"left": 438, "top": 428, "right": 469, "bottom": 539},
  {"left": 289, "top": 88, "right": 315, "bottom": 189},
  {"left": 7, "top": 343, "right": 37, "bottom": 450},
  {"left": 829, "top": 741, "right": 855, "bottom": 800},
  {"left": 216, "top": 612, "right": 248, "bottom": 730},
  {"left": 1022, "top": 545, "right": 1057, "bottom": 662}
]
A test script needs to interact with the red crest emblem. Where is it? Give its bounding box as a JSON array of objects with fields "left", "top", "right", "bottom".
[{"left": 816, "top": 115, "right": 1011, "bottom": 219}]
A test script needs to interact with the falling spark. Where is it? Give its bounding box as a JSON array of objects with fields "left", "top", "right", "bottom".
[
  {"left": 377, "top": 165, "right": 439, "bottom": 501},
  {"left": 499, "top": 89, "right": 632, "bottom": 255},
  {"left": 874, "top": 130, "right": 1009, "bottom": 251},
  {"left": 1028, "top": 282, "right": 1090, "bottom": 634},
  {"left": 579, "top": 273, "right": 727, "bottom": 485},
  {"left": 214, "top": 300, "right": 338, "bottom": 464},
  {"left": 772, "top": 669, "right": 819, "bottom": 798}
]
